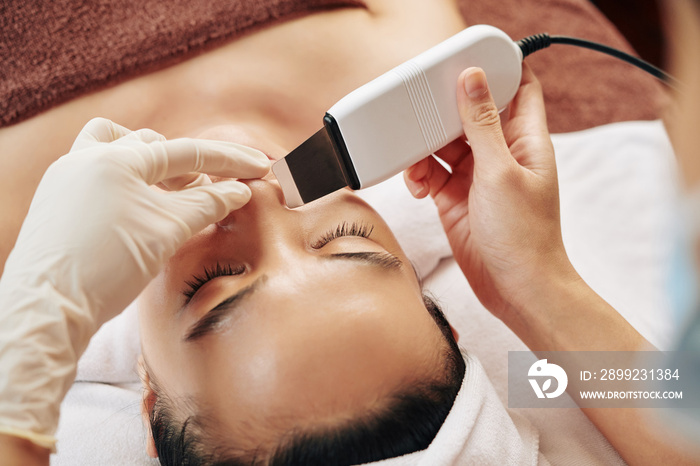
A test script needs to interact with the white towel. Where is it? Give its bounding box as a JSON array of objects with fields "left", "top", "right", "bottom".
[
  {"left": 54, "top": 120, "right": 677, "bottom": 465},
  {"left": 363, "top": 352, "right": 546, "bottom": 466},
  {"left": 75, "top": 300, "right": 141, "bottom": 384}
]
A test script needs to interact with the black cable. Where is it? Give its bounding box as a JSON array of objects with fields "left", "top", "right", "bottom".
[{"left": 516, "top": 33, "right": 680, "bottom": 88}]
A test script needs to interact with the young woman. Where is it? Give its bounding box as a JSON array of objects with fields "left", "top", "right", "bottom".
[{"left": 1, "top": 0, "right": 698, "bottom": 464}]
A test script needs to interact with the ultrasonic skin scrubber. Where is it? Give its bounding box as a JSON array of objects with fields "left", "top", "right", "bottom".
[
  {"left": 272, "top": 25, "right": 522, "bottom": 208},
  {"left": 272, "top": 24, "right": 676, "bottom": 208}
]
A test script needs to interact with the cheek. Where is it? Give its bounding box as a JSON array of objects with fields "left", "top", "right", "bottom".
[
  {"left": 137, "top": 281, "right": 212, "bottom": 397},
  {"left": 137, "top": 276, "right": 168, "bottom": 339},
  {"left": 137, "top": 275, "right": 184, "bottom": 368}
]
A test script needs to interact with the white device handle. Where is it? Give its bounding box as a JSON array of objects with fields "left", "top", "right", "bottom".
[{"left": 328, "top": 25, "right": 523, "bottom": 188}]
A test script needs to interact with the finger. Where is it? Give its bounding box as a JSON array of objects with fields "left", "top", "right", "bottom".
[
  {"left": 404, "top": 170, "right": 430, "bottom": 198},
  {"left": 118, "top": 128, "right": 167, "bottom": 144},
  {"left": 405, "top": 157, "right": 431, "bottom": 182},
  {"left": 170, "top": 180, "right": 253, "bottom": 235},
  {"left": 425, "top": 157, "right": 453, "bottom": 198},
  {"left": 434, "top": 138, "right": 470, "bottom": 167},
  {"left": 70, "top": 117, "right": 134, "bottom": 151},
  {"left": 158, "top": 173, "right": 212, "bottom": 191},
  {"left": 506, "top": 63, "right": 548, "bottom": 133},
  {"left": 404, "top": 157, "right": 432, "bottom": 198},
  {"left": 122, "top": 138, "right": 271, "bottom": 185},
  {"left": 404, "top": 156, "right": 451, "bottom": 199},
  {"left": 502, "top": 64, "right": 555, "bottom": 174},
  {"left": 457, "top": 67, "right": 514, "bottom": 175},
  {"left": 499, "top": 103, "right": 512, "bottom": 128}
]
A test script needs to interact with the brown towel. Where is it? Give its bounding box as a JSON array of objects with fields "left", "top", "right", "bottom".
[
  {"left": 459, "top": 0, "right": 664, "bottom": 133},
  {"left": 0, "top": 0, "right": 662, "bottom": 133}
]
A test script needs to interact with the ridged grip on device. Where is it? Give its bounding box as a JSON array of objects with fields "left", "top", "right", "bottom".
[{"left": 392, "top": 61, "right": 448, "bottom": 154}]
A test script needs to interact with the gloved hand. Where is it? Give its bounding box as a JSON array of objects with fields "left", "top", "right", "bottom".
[
  {"left": 0, "top": 118, "right": 270, "bottom": 449},
  {"left": 404, "top": 64, "right": 574, "bottom": 324}
]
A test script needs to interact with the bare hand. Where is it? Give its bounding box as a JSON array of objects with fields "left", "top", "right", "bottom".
[{"left": 404, "top": 64, "right": 575, "bottom": 322}]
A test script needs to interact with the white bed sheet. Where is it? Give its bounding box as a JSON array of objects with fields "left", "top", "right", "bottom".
[{"left": 52, "top": 120, "right": 678, "bottom": 465}]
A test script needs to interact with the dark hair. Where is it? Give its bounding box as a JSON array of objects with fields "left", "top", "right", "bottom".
[{"left": 148, "top": 294, "right": 465, "bottom": 466}]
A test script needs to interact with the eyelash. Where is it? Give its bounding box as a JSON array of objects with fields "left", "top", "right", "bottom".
[
  {"left": 183, "top": 221, "right": 374, "bottom": 299},
  {"left": 310, "top": 221, "right": 375, "bottom": 249},
  {"left": 184, "top": 263, "right": 246, "bottom": 301}
]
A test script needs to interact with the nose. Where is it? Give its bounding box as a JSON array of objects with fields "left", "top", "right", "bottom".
[
  {"left": 242, "top": 179, "right": 288, "bottom": 210},
  {"left": 215, "top": 178, "right": 315, "bottom": 273},
  {"left": 216, "top": 178, "right": 290, "bottom": 228}
]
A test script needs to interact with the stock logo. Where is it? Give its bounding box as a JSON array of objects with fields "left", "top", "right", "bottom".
[{"left": 528, "top": 359, "right": 568, "bottom": 399}]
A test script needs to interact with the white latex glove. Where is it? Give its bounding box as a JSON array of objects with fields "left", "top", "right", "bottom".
[{"left": 0, "top": 118, "right": 270, "bottom": 450}]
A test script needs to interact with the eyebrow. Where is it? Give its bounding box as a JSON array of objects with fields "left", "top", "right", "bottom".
[
  {"left": 322, "top": 251, "right": 403, "bottom": 270},
  {"left": 182, "top": 251, "right": 403, "bottom": 343}
]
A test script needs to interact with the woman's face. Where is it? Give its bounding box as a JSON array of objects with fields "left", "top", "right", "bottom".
[{"left": 137, "top": 125, "right": 450, "bottom": 455}]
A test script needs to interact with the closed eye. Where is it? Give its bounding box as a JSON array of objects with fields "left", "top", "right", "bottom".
[
  {"left": 183, "top": 263, "right": 246, "bottom": 301},
  {"left": 311, "top": 221, "right": 374, "bottom": 249},
  {"left": 182, "top": 221, "right": 375, "bottom": 301}
]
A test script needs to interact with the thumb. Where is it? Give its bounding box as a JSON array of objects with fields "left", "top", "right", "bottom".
[
  {"left": 457, "top": 67, "right": 513, "bottom": 174},
  {"left": 169, "top": 180, "right": 252, "bottom": 235}
]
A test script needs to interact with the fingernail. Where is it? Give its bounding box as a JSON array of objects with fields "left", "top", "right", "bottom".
[
  {"left": 236, "top": 147, "right": 271, "bottom": 168},
  {"left": 210, "top": 141, "right": 270, "bottom": 164},
  {"left": 406, "top": 178, "right": 428, "bottom": 198},
  {"left": 405, "top": 177, "right": 420, "bottom": 197},
  {"left": 251, "top": 154, "right": 272, "bottom": 169},
  {"left": 464, "top": 68, "right": 488, "bottom": 99}
]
